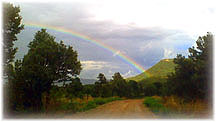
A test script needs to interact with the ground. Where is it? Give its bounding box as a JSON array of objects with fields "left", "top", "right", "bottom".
[{"left": 64, "top": 99, "right": 157, "bottom": 119}]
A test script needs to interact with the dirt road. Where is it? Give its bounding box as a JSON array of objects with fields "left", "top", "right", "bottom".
[{"left": 64, "top": 99, "right": 157, "bottom": 119}]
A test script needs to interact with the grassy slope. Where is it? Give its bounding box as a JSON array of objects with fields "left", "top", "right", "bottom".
[{"left": 127, "top": 59, "right": 176, "bottom": 82}]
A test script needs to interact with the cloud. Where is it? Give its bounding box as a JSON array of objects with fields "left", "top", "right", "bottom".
[
  {"left": 163, "top": 48, "right": 174, "bottom": 59},
  {"left": 81, "top": 60, "right": 119, "bottom": 70},
  {"left": 13, "top": 1, "right": 209, "bottom": 79},
  {"left": 113, "top": 51, "right": 121, "bottom": 57},
  {"left": 122, "top": 70, "right": 136, "bottom": 78}
]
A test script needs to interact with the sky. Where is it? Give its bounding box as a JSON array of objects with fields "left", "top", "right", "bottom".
[{"left": 9, "top": 0, "right": 216, "bottom": 79}]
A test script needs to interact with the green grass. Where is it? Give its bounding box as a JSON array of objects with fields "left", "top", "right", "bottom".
[
  {"left": 58, "top": 97, "right": 123, "bottom": 113},
  {"left": 127, "top": 59, "right": 176, "bottom": 82},
  {"left": 143, "top": 97, "right": 170, "bottom": 115},
  {"left": 79, "top": 97, "right": 123, "bottom": 112},
  {"left": 139, "top": 76, "right": 167, "bottom": 85}
]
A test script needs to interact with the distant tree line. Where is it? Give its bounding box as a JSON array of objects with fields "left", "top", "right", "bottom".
[
  {"left": 61, "top": 72, "right": 165, "bottom": 99},
  {"left": 3, "top": 3, "right": 213, "bottom": 115}
]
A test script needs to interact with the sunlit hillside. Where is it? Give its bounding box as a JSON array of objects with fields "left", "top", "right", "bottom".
[{"left": 127, "top": 59, "right": 176, "bottom": 81}]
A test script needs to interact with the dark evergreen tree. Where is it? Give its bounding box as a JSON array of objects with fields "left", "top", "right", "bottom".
[
  {"left": 14, "top": 29, "right": 82, "bottom": 111},
  {"left": 3, "top": 3, "right": 24, "bottom": 114},
  {"left": 3, "top": 3, "right": 24, "bottom": 75},
  {"left": 127, "top": 80, "right": 139, "bottom": 98},
  {"left": 167, "top": 32, "right": 213, "bottom": 101},
  {"left": 111, "top": 72, "right": 127, "bottom": 97},
  {"left": 97, "top": 73, "right": 107, "bottom": 84}
]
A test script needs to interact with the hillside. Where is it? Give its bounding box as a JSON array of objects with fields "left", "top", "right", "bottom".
[{"left": 127, "top": 59, "right": 176, "bottom": 82}]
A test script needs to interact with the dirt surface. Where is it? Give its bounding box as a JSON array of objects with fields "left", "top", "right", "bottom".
[{"left": 64, "top": 99, "right": 157, "bottom": 119}]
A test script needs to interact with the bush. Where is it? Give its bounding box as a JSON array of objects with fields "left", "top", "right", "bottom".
[
  {"left": 143, "top": 97, "right": 170, "bottom": 115},
  {"left": 80, "top": 97, "right": 123, "bottom": 112},
  {"left": 59, "top": 101, "right": 80, "bottom": 112},
  {"left": 94, "top": 98, "right": 106, "bottom": 105},
  {"left": 80, "top": 101, "right": 97, "bottom": 111}
]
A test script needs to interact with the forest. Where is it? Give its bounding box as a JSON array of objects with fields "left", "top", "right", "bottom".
[{"left": 3, "top": 3, "right": 213, "bottom": 118}]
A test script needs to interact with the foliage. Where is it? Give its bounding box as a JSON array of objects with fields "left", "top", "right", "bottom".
[
  {"left": 143, "top": 84, "right": 157, "bottom": 96},
  {"left": 83, "top": 84, "right": 94, "bottom": 100},
  {"left": 143, "top": 97, "right": 169, "bottom": 115},
  {"left": 5, "top": 4, "right": 212, "bottom": 114},
  {"left": 111, "top": 72, "right": 128, "bottom": 97},
  {"left": 80, "top": 97, "right": 123, "bottom": 112},
  {"left": 66, "top": 78, "right": 84, "bottom": 99},
  {"left": 97, "top": 73, "right": 107, "bottom": 84},
  {"left": 3, "top": 3, "right": 24, "bottom": 113},
  {"left": 10, "top": 29, "right": 82, "bottom": 112},
  {"left": 167, "top": 32, "right": 213, "bottom": 101},
  {"left": 144, "top": 96, "right": 211, "bottom": 118},
  {"left": 3, "top": 3, "right": 24, "bottom": 69},
  {"left": 81, "top": 101, "right": 97, "bottom": 111},
  {"left": 127, "top": 80, "right": 140, "bottom": 97}
]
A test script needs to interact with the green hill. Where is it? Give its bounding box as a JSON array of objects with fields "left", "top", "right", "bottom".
[{"left": 127, "top": 59, "right": 176, "bottom": 82}]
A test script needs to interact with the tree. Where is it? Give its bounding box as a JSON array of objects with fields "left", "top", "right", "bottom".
[
  {"left": 153, "top": 82, "right": 162, "bottom": 96},
  {"left": 18, "top": 29, "right": 82, "bottom": 111},
  {"left": 66, "top": 78, "right": 83, "bottom": 98},
  {"left": 7, "top": 60, "right": 27, "bottom": 111},
  {"left": 127, "top": 80, "right": 139, "bottom": 98},
  {"left": 143, "top": 84, "right": 157, "bottom": 96},
  {"left": 97, "top": 73, "right": 107, "bottom": 84},
  {"left": 83, "top": 85, "right": 94, "bottom": 100},
  {"left": 3, "top": 3, "right": 24, "bottom": 114},
  {"left": 101, "top": 84, "right": 112, "bottom": 97},
  {"left": 167, "top": 32, "right": 213, "bottom": 101},
  {"left": 3, "top": 3, "right": 24, "bottom": 74},
  {"left": 94, "top": 81, "right": 102, "bottom": 97},
  {"left": 96, "top": 73, "right": 112, "bottom": 97},
  {"left": 111, "top": 72, "right": 127, "bottom": 97}
]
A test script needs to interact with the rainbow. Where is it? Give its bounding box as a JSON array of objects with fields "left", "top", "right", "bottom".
[{"left": 24, "top": 22, "right": 147, "bottom": 75}]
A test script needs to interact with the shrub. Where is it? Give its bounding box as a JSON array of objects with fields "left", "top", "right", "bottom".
[
  {"left": 143, "top": 97, "right": 170, "bottom": 115},
  {"left": 59, "top": 101, "right": 80, "bottom": 112},
  {"left": 94, "top": 98, "right": 106, "bottom": 105},
  {"left": 80, "top": 101, "right": 97, "bottom": 111}
]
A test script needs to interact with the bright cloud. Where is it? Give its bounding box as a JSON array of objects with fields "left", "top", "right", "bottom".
[
  {"left": 122, "top": 70, "right": 136, "bottom": 78},
  {"left": 163, "top": 48, "right": 174, "bottom": 59},
  {"left": 88, "top": 0, "right": 216, "bottom": 38},
  {"left": 81, "top": 60, "right": 119, "bottom": 70}
]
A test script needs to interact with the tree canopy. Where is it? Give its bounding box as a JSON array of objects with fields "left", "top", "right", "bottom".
[
  {"left": 3, "top": 3, "right": 24, "bottom": 114},
  {"left": 167, "top": 32, "right": 213, "bottom": 101},
  {"left": 12, "top": 29, "right": 82, "bottom": 111},
  {"left": 3, "top": 3, "right": 24, "bottom": 72},
  {"left": 97, "top": 73, "right": 107, "bottom": 84}
]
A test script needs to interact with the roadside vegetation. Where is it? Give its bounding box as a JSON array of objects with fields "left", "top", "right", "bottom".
[
  {"left": 46, "top": 95, "right": 123, "bottom": 114},
  {"left": 143, "top": 96, "right": 210, "bottom": 118},
  {"left": 3, "top": 3, "right": 213, "bottom": 118},
  {"left": 142, "top": 32, "right": 213, "bottom": 118}
]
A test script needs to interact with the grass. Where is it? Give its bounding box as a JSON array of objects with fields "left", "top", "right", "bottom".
[
  {"left": 143, "top": 96, "right": 170, "bottom": 115},
  {"left": 80, "top": 97, "right": 123, "bottom": 112},
  {"left": 55, "top": 97, "right": 123, "bottom": 113},
  {"left": 143, "top": 96, "right": 211, "bottom": 118},
  {"left": 127, "top": 59, "right": 176, "bottom": 82}
]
